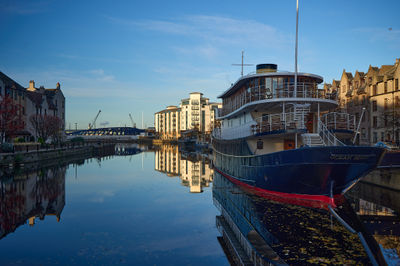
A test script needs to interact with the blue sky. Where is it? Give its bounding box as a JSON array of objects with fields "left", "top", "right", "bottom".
[{"left": 0, "top": 0, "right": 399, "bottom": 128}]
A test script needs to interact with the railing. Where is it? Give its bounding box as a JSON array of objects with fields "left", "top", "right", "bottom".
[
  {"left": 251, "top": 112, "right": 307, "bottom": 135},
  {"left": 212, "top": 111, "right": 308, "bottom": 140},
  {"left": 318, "top": 119, "right": 345, "bottom": 146},
  {"left": 221, "top": 82, "right": 337, "bottom": 116},
  {"left": 322, "top": 112, "right": 356, "bottom": 131}
]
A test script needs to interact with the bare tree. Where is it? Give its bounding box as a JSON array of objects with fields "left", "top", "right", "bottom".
[
  {"left": 29, "top": 114, "right": 63, "bottom": 143},
  {"left": 0, "top": 95, "right": 24, "bottom": 143}
]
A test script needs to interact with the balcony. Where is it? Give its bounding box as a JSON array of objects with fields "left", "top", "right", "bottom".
[
  {"left": 221, "top": 82, "right": 337, "bottom": 117},
  {"left": 213, "top": 111, "right": 354, "bottom": 140},
  {"left": 322, "top": 112, "right": 355, "bottom": 131}
]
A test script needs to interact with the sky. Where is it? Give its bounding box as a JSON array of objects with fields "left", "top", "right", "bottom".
[{"left": 0, "top": 0, "right": 399, "bottom": 129}]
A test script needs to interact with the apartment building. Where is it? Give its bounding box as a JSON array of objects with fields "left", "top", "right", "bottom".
[
  {"left": 0, "top": 71, "right": 65, "bottom": 142},
  {"left": 154, "top": 92, "right": 222, "bottom": 140},
  {"left": 154, "top": 106, "right": 181, "bottom": 140},
  {"left": 326, "top": 58, "right": 400, "bottom": 145}
]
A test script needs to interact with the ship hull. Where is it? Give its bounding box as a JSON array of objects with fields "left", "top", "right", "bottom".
[{"left": 213, "top": 144, "right": 385, "bottom": 208}]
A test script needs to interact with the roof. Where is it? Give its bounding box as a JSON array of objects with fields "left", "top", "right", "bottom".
[
  {"left": 26, "top": 91, "right": 43, "bottom": 106},
  {"left": 343, "top": 71, "right": 353, "bottom": 80},
  {"left": 0, "top": 71, "right": 25, "bottom": 91},
  {"left": 379, "top": 65, "right": 394, "bottom": 76},
  {"left": 218, "top": 71, "right": 324, "bottom": 98}
]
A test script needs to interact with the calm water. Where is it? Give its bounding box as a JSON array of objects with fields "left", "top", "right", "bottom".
[{"left": 0, "top": 144, "right": 399, "bottom": 265}]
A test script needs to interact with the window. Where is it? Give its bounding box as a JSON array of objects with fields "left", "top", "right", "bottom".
[
  {"left": 373, "top": 132, "right": 378, "bottom": 143},
  {"left": 396, "top": 79, "right": 399, "bottom": 91},
  {"left": 372, "top": 100, "right": 377, "bottom": 112},
  {"left": 373, "top": 85, "right": 377, "bottom": 95},
  {"left": 373, "top": 116, "right": 377, "bottom": 128},
  {"left": 384, "top": 82, "right": 387, "bottom": 93},
  {"left": 361, "top": 128, "right": 366, "bottom": 139},
  {"left": 384, "top": 115, "right": 388, "bottom": 127},
  {"left": 381, "top": 132, "right": 385, "bottom": 141}
]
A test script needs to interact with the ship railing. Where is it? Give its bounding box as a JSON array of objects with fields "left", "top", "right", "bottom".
[
  {"left": 252, "top": 111, "right": 308, "bottom": 135},
  {"left": 220, "top": 82, "right": 337, "bottom": 116},
  {"left": 318, "top": 119, "right": 346, "bottom": 146},
  {"left": 322, "top": 112, "right": 356, "bottom": 131}
]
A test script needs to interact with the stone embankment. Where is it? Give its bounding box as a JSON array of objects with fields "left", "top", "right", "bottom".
[{"left": 0, "top": 143, "right": 115, "bottom": 167}]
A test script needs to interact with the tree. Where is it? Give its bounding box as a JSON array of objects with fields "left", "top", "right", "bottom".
[
  {"left": 29, "top": 114, "right": 63, "bottom": 143},
  {"left": 0, "top": 95, "right": 24, "bottom": 143}
]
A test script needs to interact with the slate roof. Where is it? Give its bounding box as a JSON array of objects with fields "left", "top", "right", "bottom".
[{"left": 0, "top": 71, "right": 25, "bottom": 91}]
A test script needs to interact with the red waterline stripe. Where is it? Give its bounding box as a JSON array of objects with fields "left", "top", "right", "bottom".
[{"left": 214, "top": 167, "right": 337, "bottom": 209}]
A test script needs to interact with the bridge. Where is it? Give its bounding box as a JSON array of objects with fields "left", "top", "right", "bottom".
[{"left": 66, "top": 127, "right": 145, "bottom": 137}]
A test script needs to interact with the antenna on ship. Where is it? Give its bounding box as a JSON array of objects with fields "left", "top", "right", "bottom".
[
  {"left": 294, "top": 0, "right": 299, "bottom": 96},
  {"left": 232, "top": 51, "right": 253, "bottom": 76}
]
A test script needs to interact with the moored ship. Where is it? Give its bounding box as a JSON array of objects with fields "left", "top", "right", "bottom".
[{"left": 212, "top": 63, "right": 385, "bottom": 208}]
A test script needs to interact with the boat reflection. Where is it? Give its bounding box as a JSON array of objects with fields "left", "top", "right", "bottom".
[
  {"left": 212, "top": 169, "right": 400, "bottom": 265},
  {"left": 0, "top": 165, "right": 66, "bottom": 239},
  {"left": 154, "top": 145, "right": 213, "bottom": 193}
]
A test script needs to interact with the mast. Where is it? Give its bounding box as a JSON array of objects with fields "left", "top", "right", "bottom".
[
  {"left": 232, "top": 51, "right": 253, "bottom": 77},
  {"left": 294, "top": 0, "right": 299, "bottom": 97}
]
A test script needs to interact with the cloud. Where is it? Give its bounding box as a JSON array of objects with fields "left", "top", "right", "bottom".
[{"left": 107, "top": 14, "right": 291, "bottom": 49}]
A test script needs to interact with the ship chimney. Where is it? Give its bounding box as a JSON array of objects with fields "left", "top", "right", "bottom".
[{"left": 256, "top": 64, "right": 277, "bottom": 74}]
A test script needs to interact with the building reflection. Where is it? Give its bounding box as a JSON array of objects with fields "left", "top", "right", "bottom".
[
  {"left": 0, "top": 165, "right": 66, "bottom": 239},
  {"left": 212, "top": 170, "right": 393, "bottom": 265},
  {"left": 346, "top": 168, "right": 400, "bottom": 259},
  {"left": 154, "top": 145, "right": 213, "bottom": 193}
]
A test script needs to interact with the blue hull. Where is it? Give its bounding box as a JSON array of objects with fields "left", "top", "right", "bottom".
[{"left": 213, "top": 145, "right": 385, "bottom": 207}]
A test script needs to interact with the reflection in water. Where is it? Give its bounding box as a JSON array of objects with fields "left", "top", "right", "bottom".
[
  {"left": 114, "top": 143, "right": 144, "bottom": 156},
  {"left": 0, "top": 165, "right": 66, "bottom": 239},
  {"left": 346, "top": 168, "right": 400, "bottom": 262},
  {"left": 213, "top": 170, "right": 381, "bottom": 265},
  {"left": 154, "top": 145, "right": 213, "bottom": 193}
]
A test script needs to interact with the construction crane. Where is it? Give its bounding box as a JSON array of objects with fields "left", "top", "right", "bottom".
[
  {"left": 89, "top": 110, "right": 101, "bottom": 129},
  {"left": 129, "top": 113, "right": 136, "bottom": 128}
]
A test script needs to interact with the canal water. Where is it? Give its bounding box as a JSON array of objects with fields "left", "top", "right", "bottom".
[{"left": 0, "top": 144, "right": 399, "bottom": 265}]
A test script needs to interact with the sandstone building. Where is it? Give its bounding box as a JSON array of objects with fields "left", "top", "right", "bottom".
[{"left": 325, "top": 58, "right": 400, "bottom": 145}]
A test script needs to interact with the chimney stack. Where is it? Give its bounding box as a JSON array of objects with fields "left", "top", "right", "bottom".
[{"left": 28, "top": 80, "right": 35, "bottom": 91}]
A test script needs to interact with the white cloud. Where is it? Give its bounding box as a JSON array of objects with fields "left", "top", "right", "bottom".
[{"left": 107, "top": 14, "right": 291, "bottom": 49}]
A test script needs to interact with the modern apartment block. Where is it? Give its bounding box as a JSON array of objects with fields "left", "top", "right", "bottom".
[
  {"left": 325, "top": 58, "right": 400, "bottom": 145},
  {"left": 0, "top": 71, "right": 65, "bottom": 142},
  {"left": 154, "top": 92, "right": 222, "bottom": 140},
  {"left": 154, "top": 106, "right": 181, "bottom": 140}
]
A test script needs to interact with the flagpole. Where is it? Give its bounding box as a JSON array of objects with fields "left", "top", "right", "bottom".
[{"left": 294, "top": 0, "right": 299, "bottom": 97}]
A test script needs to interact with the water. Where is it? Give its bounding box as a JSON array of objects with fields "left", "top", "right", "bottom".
[
  {"left": 0, "top": 146, "right": 227, "bottom": 265},
  {"left": 0, "top": 144, "right": 399, "bottom": 265}
]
